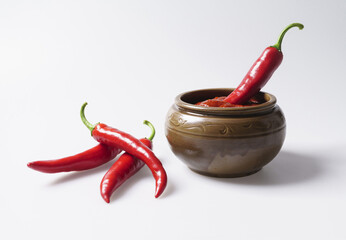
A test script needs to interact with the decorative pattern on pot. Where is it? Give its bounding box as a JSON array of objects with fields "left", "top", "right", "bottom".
[{"left": 166, "top": 108, "right": 285, "bottom": 138}]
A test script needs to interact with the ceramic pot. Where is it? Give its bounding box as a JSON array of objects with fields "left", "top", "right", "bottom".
[{"left": 165, "top": 88, "right": 286, "bottom": 177}]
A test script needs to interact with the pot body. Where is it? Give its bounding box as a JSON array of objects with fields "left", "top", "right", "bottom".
[{"left": 165, "top": 88, "right": 286, "bottom": 177}]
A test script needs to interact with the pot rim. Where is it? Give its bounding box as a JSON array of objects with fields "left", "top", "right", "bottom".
[{"left": 175, "top": 88, "right": 277, "bottom": 116}]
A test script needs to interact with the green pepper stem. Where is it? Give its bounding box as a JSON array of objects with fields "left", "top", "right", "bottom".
[
  {"left": 143, "top": 120, "right": 155, "bottom": 141},
  {"left": 271, "top": 23, "right": 304, "bottom": 52},
  {"left": 80, "top": 102, "right": 96, "bottom": 133}
]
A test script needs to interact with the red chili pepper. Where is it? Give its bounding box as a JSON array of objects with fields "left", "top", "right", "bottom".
[
  {"left": 27, "top": 144, "right": 121, "bottom": 173},
  {"left": 224, "top": 23, "right": 304, "bottom": 105},
  {"left": 80, "top": 103, "right": 167, "bottom": 198},
  {"left": 100, "top": 120, "right": 155, "bottom": 203}
]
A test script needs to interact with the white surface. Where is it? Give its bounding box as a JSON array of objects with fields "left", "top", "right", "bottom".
[{"left": 1, "top": 1, "right": 346, "bottom": 239}]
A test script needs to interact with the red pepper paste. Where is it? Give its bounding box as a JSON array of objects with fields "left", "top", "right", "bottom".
[{"left": 196, "top": 96, "right": 264, "bottom": 108}]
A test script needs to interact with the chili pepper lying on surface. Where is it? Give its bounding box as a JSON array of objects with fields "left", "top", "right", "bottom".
[
  {"left": 100, "top": 120, "right": 155, "bottom": 203},
  {"left": 80, "top": 102, "right": 167, "bottom": 198},
  {"left": 224, "top": 23, "right": 304, "bottom": 105},
  {"left": 27, "top": 144, "right": 121, "bottom": 173}
]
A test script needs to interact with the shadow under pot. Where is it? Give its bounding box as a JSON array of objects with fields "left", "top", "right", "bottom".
[{"left": 165, "top": 88, "right": 286, "bottom": 178}]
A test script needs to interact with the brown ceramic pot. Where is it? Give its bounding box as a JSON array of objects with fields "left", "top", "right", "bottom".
[{"left": 165, "top": 88, "right": 286, "bottom": 177}]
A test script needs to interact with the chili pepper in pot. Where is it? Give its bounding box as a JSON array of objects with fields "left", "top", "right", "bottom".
[
  {"left": 27, "top": 144, "right": 121, "bottom": 173},
  {"left": 80, "top": 102, "right": 167, "bottom": 198},
  {"left": 224, "top": 23, "right": 304, "bottom": 105},
  {"left": 100, "top": 120, "right": 155, "bottom": 203}
]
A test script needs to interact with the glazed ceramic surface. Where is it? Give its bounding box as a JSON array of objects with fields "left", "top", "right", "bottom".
[{"left": 165, "top": 88, "right": 286, "bottom": 177}]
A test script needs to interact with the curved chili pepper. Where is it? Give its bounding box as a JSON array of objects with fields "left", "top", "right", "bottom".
[
  {"left": 100, "top": 120, "right": 155, "bottom": 203},
  {"left": 27, "top": 144, "right": 121, "bottom": 173},
  {"left": 224, "top": 23, "right": 304, "bottom": 105},
  {"left": 80, "top": 103, "right": 167, "bottom": 198}
]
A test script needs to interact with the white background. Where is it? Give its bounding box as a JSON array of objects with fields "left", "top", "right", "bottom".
[{"left": 1, "top": 1, "right": 346, "bottom": 239}]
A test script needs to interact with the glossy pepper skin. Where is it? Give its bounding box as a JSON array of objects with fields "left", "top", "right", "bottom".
[
  {"left": 224, "top": 23, "right": 304, "bottom": 105},
  {"left": 224, "top": 47, "right": 283, "bottom": 104},
  {"left": 81, "top": 103, "right": 167, "bottom": 198},
  {"left": 27, "top": 144, "right": 120, "bottom": 173},
  {"left": 100, "top": 133, "right": 153, "bottom": 203}
]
